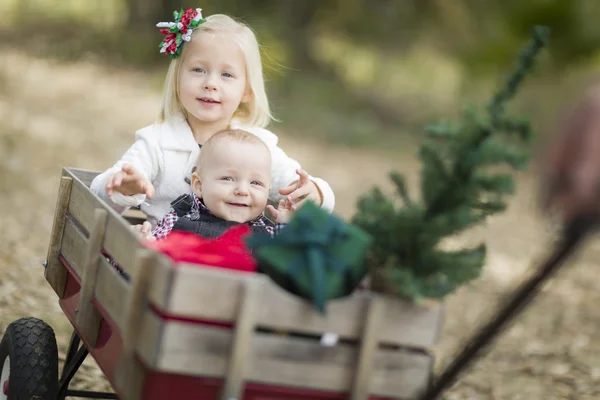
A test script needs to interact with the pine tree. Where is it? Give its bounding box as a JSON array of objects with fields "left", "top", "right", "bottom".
[{"left": 352, "top": 26, "right": 550, "bottom": 303}]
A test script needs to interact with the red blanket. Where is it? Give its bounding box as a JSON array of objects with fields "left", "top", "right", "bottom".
[{"left": 145, "top": 225, "right": 257, "bottom": 273}]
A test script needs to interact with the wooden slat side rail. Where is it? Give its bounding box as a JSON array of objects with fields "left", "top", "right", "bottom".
[
  {"left": 66, "top": 172, "right": 97, "bottom": 235},
  {"left": 150, "top": 265, "right": 442, "bottom": 348},
  {"left": 68, "top": 168, "right": 100, "bottom": 187},
  {"left": 60, "top": 218, "right": 88, "bottom": 278},
  {"left": 221, "top": 280, "right": 260, "bottom": 400},
  {"left": 63, "top": 168, "right": 143, "bottom": 276},
  {"left": 68, "top": 167, "right": 148, "bottom": 225},
  {"left": 103, "top": 216, "right": 141, "bottom": 277},
  {"left": 75, "top": 209, "right": 108, "bottom": 347},
  {"left": 114, "top": 250, "right": 155, "bottom": 400},
  {"left": 117, "top": 359, "right": 146, "bottom": 400},
  {"left": 121, "top": 250, "right": 155, "bottom": 358},
  {"left": 132, "top": 309, "right": 165, "bottom": 400},
  {"left": 135, "top": 320, "right": 432, "bottom": 399},
  {"left": 137, "top": 311, "right": 165, "bottom": 368},
  {"left": 95, "top": 257, "right": 130, "bottom": 332},
  {"left": 45, "top": 176, "right": 73, "bottom": 297},
  {"left": 146, "top": 254, "right": 174, "bottom": 312},
  {"left": 61, "top": 220, "right": 150, "bottom": 332},
  {"left": 351, "top": 296, "right": 385, "bottom": 400}
]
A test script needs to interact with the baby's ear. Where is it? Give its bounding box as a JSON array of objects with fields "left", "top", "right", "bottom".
[{"left": 191, "top": 172, "right": 202, "bottom": 197}]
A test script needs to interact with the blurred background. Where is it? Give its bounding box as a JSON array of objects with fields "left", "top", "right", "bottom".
[
  {"left": 2, "top": 0, "right": 600, "bottom": 399},
  {"left": 9, "top": 0, "right": 600, "bottom": 147}
]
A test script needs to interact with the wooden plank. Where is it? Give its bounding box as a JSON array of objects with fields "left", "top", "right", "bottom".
[
  {"left": 351, "top": 296, "right": 385, "bottom": 400},
  {"left": 137, "top": 310, "right": 164, "bottom": 368},
  {"left": 151, "top": 266, "right": 442, "bottom": 348},
  {"left": 115, "top": 359, "right": 146, "bottom": 400},
  {"left": 146, "top": 254, "right": 173, "bottom": 312},
  {"left": 60, "top": 218, "right": 88, "bottom": 278},
  {"left": 121, "top": 250, "right": 155, "bottom": 358},
  {"left": 63, "top": 168, "right": 143, "bottom": 277},
  {"left": 103, "top": 215, "right": 141, "bottom": 277},
  {"left": 137, "top": 320, "right": 432, "bottom": 399},
  {"left": 221, "top": 280, "right": 260, "bottom": 400},
  {"left": 123, "top": 214, "right": 147, "bottom": 227},
  {"left": 76, "top": 209, "right": 108, "bottom": 347},
  {"left": 66, "top": 174, "right": 97, "bottom": 235},
  {"left": 68, "top": 168, "right": 100, "bottom": 187},
  {"left": 95, "top": 256, "right": 130, "bottom": 332},
  {"left": 123, "top": 208, "right": 147, "bottom": 221},
  {"left": 115, "top": 250, "right": 155, "bottom": 400},
  {"left": 45, "top": 175, "right": 73, "bottom": 297},
  {"left": 67, "top": 167, "right": 147, "bottom": 224}
]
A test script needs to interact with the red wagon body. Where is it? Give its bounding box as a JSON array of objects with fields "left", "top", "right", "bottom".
[{"left": 1, "top": 167, "right": 443, "bottom": 400}]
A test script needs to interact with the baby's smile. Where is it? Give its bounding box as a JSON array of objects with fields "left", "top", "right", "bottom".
[{"left": 227, "top": 202, "right": 250, "bottom": 207}]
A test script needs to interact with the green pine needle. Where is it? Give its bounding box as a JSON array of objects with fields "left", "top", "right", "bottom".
[{"left": 352, "top": 26, "right": 549, "bottom": 302}]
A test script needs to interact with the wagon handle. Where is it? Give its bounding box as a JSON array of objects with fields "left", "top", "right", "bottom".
[{"left": 420, "top": 215, "right": 596, "bottom": 400}]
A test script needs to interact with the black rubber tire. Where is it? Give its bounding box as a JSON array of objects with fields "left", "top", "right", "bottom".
[{"left": 0, "top": 317, "right": 59, "bottom": 400}]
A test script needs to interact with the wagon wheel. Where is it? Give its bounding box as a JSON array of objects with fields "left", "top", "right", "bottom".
[{"left": 0, "top": 317, "right": 59, "bottom": 400}]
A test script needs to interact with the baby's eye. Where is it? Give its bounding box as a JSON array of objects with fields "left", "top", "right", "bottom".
[
  {"left": 221, "top": 176, "right": 233, "bottom": 181},
  {"left": 222, "top": 72, "right": 233, "bottom": 78},
  {"left": 251, "top": 181, "right": 264, "bottom": 187}
]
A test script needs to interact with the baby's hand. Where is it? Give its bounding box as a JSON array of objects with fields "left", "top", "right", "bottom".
[
  {"left": 267, "top": 200, "right": 295, "bottom": 224},
  {"left": 278, "top": 169, "right": 323, "bottom": 208},
  {"left": 132, "top": 221, "right": 155, "bottom": 241},
  {"left": 106, "top": 163, "right": 155, "bottom": 199}
]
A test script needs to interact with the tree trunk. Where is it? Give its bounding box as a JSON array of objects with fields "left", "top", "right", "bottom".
[{"left": 280, "top": 0, "right": 321, "bottom": 72}]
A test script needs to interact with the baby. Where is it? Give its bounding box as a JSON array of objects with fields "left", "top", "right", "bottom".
[{"left": 138, "top": 129, "right": 293, "bottom": 240}]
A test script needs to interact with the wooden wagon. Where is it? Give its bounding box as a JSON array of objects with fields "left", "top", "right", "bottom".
[{"left": 0, "top": 167, "right": 444, "bottom": 400}]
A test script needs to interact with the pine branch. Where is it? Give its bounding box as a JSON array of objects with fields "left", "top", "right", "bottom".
[{"left": 352, "top": 26, "right": 549, "bottom": 302}]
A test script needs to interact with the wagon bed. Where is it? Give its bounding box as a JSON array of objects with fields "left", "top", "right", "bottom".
[{"left": 36, "top": 167, "right": 444, "bottom": 400}]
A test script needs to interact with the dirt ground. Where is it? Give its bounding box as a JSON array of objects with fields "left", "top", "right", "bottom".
[{"left": 1, "top": 46, "right": 600, "bottom": 399}]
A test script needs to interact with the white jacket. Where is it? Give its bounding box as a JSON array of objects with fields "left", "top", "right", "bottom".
[{"left": 90, "top": 116, "right": 335, "bottom": 226}]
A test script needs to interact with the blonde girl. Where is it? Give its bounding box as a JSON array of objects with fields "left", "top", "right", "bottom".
[{"left": 91, "top": 8, "right": 335, "bottom": 226}]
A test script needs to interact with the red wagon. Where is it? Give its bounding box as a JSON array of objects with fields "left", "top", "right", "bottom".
[{"left": 0, "top": 167, "right": 444, "bottom": 400}]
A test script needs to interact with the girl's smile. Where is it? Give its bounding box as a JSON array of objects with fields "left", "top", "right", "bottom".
[{"left": 198, "top": 97, "right": 220, "bottom": 105}]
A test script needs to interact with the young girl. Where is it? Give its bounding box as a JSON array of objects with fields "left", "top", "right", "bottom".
[{"left": 90, "top": 8, "right": 335, "bottom": 226}]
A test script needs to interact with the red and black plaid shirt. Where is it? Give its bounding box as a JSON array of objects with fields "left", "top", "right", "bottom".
[{"left": 152, "top": 192, "right": 280, "bottom": 240}]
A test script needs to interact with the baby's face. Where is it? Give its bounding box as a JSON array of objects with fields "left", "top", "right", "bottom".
[{"left": 192, "top": 140, "right": 271, "bottom": 223}]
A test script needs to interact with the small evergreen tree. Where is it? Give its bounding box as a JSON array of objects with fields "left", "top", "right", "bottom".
[{"left": 352, "top": 26, "right": 549, "bottom": 303}]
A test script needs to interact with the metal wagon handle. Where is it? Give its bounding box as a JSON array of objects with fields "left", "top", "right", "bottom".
[{"left": 420, "top": 214, "right": 597, "bottom": 400}]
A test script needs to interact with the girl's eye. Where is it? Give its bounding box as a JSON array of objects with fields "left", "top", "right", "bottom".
[
  {"left": 193, "top": 68, "right": 205, "bottom": 73},
  {"left": 222, "top": 72, "right": 233, "bottom": 78}
]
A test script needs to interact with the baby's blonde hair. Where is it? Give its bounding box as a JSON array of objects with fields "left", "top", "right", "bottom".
[
  {"left": 158, "top": 14, "right": 272, "bottom": 128},
  {"left": 196, "top": 129, "right": 271, "bottom": 173}
]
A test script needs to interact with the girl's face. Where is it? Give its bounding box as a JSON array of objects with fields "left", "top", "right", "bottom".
[{"left": 179, "top": 31, "right": 251, "bottom": 134}]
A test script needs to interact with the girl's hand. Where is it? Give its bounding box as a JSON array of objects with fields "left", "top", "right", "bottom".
[
  {"left": 267, "top": 200, "right": 295, "bottom": 224},
  {"left": 106, "top": 163, "right": 155, "bottom": 198},
  {"left": 278, "top": 169, "right": 323, "bottom": 209},
  {"left": 132, "top": 221, "right": 155, "bottom": 241}
]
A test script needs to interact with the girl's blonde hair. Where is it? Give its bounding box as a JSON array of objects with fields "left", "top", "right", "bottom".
[{"left": 158, "top": 14, "right": 272, "bottom": 128}]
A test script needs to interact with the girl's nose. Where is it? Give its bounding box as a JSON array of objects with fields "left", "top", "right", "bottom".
[{"left": 203, "top": 75, "right": 217, "bottom": 91}]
